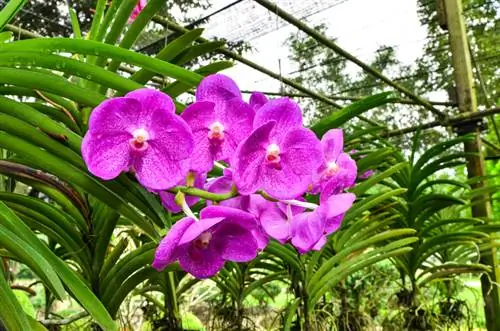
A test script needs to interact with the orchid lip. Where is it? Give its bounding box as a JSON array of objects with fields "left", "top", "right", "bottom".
[
  {"left": 130, "top": 128, "right": 150, "bottom": 151},
  {"left": 195, "top": 231, "right": 212, "bottom": 249},
  {"left": 208, "top": 121, "right": 225, "bottom": 142},
  {"left": 325, "top": 160, "right": 339, "bottom": 176},
  {"left": 265, "top": 143, "right": 281, "bottom": 163}
]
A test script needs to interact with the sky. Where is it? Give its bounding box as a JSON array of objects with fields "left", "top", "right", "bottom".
[{"left": 178, "top": 0, "right": 429, "bottom": 96}]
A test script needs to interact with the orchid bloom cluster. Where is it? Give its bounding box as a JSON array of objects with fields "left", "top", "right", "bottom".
[{"left": 82, "top": 74, "right": 358, "bottom": 279}]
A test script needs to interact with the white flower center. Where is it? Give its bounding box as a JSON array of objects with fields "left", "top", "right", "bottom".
[
  {"left": 265, "top": 143, "right": 281, "bottom": 164},
  {"left": 325, "top": 161, "right": 339, "bottom": 176},
  {"left": 208, "top": 121, "right": 225, "bottom": 141},
  {"left": 130, "top": 128, "right": 150, "bottom": 151}
]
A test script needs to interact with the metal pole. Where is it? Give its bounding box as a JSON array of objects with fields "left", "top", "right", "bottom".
[{"left": 444, "top": 1, "right": 500, "bottom": 329}]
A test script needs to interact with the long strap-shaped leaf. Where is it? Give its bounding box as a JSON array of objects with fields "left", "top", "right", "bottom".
[
  {"left": 0, "top": 38, "right": 203, "bottom": 86},
  {"left": 0, "top": 0, "right": 27, "bottom": 31},
  {"left": 0, "top": 52, "right": 143, "bottom": 93},
  {"left": 0, "top": 202, "right": 117, "bottom": 330},
  {"left": 0, "top": 264, "right": 30, "bottom": 331},
  {"left": 0, "top": 132, "right": 158, "bottom": 240}
]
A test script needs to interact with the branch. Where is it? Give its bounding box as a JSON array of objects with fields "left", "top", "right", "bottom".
[
  {"left": 10, "top": 284, "right": 36, "bottom": 296},
  {"left": 39, "top": 311, "right": 88, "bottom": 326}
]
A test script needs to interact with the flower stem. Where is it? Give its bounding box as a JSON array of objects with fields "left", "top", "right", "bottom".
[{"left": 168, "top": 185, "right": 237, "bottom": 202}]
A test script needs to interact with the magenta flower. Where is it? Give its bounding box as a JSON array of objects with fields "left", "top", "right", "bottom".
[
  {"left": 291, "top": 193, "right": 356, "bottom": 254},
  {"left": 249, "top": 92, "right": 269, "bottom": 111},
  {"left": 313, "top": 129, "right": 357, "bottom": 202},
  {"left": 129, "top": 0, "right": 147, "bottom": 23},
  {"left": 360, "top": 169, "right": 375, "bottom": 179},
  {"left": 258, "top": 200, "right": 305, "bottom": 244},
  {"left": 82, "top": 88, "right": 194, "bottom": 190},
  {"left": 205, "top": 169, "right": 269, "bottom": 249},
  {"left": 350, "top": 149, "right": 375, "bottom": 179},
  {"left": 152, "top": 206, "right": 259, "bottom": 278},
  {"left": 181, "top": 75, "right": 255, "bottom": 172},
  {"left": 232, "top": 98, "right": 323, "bottom": 199},
  {"left": 160, "top": 172, "right": 207, "bottom": 213}
]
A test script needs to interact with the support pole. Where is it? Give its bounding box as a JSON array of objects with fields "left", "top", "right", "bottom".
[{"left": 444, "top": 1, "right": 500, "bottom": 330}]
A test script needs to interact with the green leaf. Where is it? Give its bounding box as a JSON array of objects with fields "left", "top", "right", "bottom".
[
  {"left": 105, "top": 0, "right": 172, "bottom": 79},
  {"left": 0, "top": 266, "right": 31, "bottom": 331},
  {"left": 283, "top": 298, "right": 301, "bottom": 331},
  {"left": 0, "top": 38, "right": 203, "bottom": 86},
  {"left": 343, "top": 188, "right": 407, "bottom": 222},
  {"left": 311, "top": 92, "right": 396, "bottom": 136},
  {"left": 100, "top": 243, "right": 157, "bottom": 304},
  {"left": 172, "top": 41, "right": 226, "bottom": 65},
  {"left": 0, "top": 31, "right": 13, "bottom": 43},
  {"left": 87, "top": 0, "right": 107, "bottom": 41},
  {"left": 309, "top": 229, "right": 416, "bottom": 292},
  {"left": 0, "top": 203, "right": 66, "bottom": 299},
  {"left": 355, "top": 147, "right": 396, "bottom": 174},
  {"left": 308, "top": 246, "right": 414, "bottom": 309},
  {"left": 351, "top": 162, "right": 407, "bottom": 195},
  {"left": 0, "top": 68, "right": 105, "bottom": 107},
  {"left": 0, "top": 133, "right": 158, "bottom": 240},
  {"left": 419, "top": 218, "right": 483, "bottom": 237},
  {"left": 0, "top": 52, "right": 144, "bottom": 94},
  {"left": 107, "top": 268, "right": 158, "bottom": 317},
  {"left": 129, "top": 28, "right": 204, "bottom": 86},
  {"left": 417, "top": 263, "right": 490, "bottom": 286},
  {"left": 164, "top": 61, "right": 233, "bottom": 99},
  {"left": 0, "top": 0, "right": 28, "bottom": 31},
  {"left": 413, "top": 135, "right": 473, "bottom": 171},
  {"left": 264, "top": 241, "right": 302, "bottom": 273},
  {"left": 0, "top": 201, "right": 117, "bottom": 330},
  {"left": 67, "top": 6, "right": 82, "bottom": 39},
  {"left": 242, "top": 271, "right": 287, "bottom": 299}
]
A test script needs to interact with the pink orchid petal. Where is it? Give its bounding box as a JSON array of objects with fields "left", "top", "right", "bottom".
[
  {"left": 195, "top": 74, "right": 241, "bottom": 106},
  {"left": 126, "top": 88, "right": 175, "bottom": 118},
  {"left": 249, "top": 92, "right": 269, "bottom": 110},
  {"left": 253, "top": 98, "right": 303, "bottom": 143},
  {"left": 179, "top": 244, "right": 225, "bottom": 278},
  {"left": 87, "top": 97, "right": 141, "bottom": 133},
  {"left": 82, "top": 132, "right": 131, "bottom": 180},
  {"left": 291, "top": 211, "right": 326, "bottom": 254},
  {"left": 281, "top": 127, "right": 323, "bottom": 175},
  {"left": 216, "top": 223, "right": 258, "bottom": 262},
  {"left": 321, "top": 129, "right": 344, "bottom": 161},
  {"left": 232, "top": 121, "right": 276, "bottom": 195},
  {"left": 152, "top": 217, "right": 196, "bottom": 271}
]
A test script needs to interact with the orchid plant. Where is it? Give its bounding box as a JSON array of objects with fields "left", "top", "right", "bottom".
[
  {"left": 82, "top": 74, "right": 358, "bottom": 279},
  {"left": 2, "top": 1, "right": 492, "bottom": 330}
]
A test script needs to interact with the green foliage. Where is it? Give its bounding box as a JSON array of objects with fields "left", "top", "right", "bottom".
[{"left": 0, "top": 1, "right": 497, "bottom": 330}]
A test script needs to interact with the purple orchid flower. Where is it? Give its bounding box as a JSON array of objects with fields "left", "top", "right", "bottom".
[
  {"left": 350, "top": 149, "right": 375, "bottom": 179},
  {"left": 258, "top": 200, "right": 305, "bottom": 244},
  {"left": 249, "top": 92, "right": 269, "bottom": 111},
  {"left": 181, "top": 75, "right": 255, "bottom": 172},
  {"left": 160, "top": 172, "right": 207, "bottom": 213},
  {"left": 129, "top": 0, "right": 147, "bottom": 23},
  {"left": 313, "top": 129, "right": 357, "bottom": 202},
  {"left": 205, "top": 169, "right": 269, "bottom": 249},
  {"left": 152, "top": 206, "right": 259, "bottom": 278},
  {"left": 232, "top": 98, "right": 323, "bottom": 199},
  {"left": 82, "top": 89, "right": 194, "bottom": 190},
  {"left": 360, "top": 169, "right": 375, "bottom": 179},
  {"left": 290, "top": 193, "right": 356, "bottom": 254}
]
